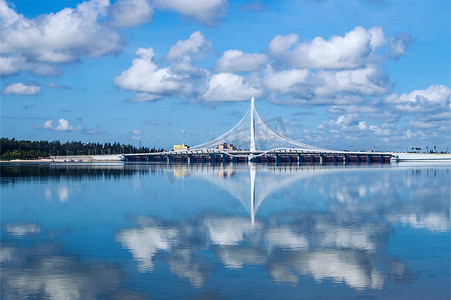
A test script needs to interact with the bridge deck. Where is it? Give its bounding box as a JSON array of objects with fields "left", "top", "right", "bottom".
[{"left": 122, "top": 149, "right": 394, "bottom": 164}]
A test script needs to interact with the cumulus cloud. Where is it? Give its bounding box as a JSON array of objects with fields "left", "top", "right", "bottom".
[
  {"left": 2, "top": 82, "right": 41, "bottom": 95},
  {"left": 268, "top": 26, "right": 385, "bottom": 69},
  {"left": 215, "top": 50, "right": 267, "bottom": 73},
  {"left": 388, "top": 33, "right": 413, "bottom": 59},
  {"left": 318, "top": 114, "right": 368, "bottom": 133},
  {"left": 0, "top": 0, "right": 122, "bottom": 76},
  {"left": 115, "top": 33, "right": 211, "bottom": 101},
  {"left": 0, "top": 0, "right": 227, "bottom": 77},
  {"left": 385, "top": 84, "right": 450, "bottom": 113},
  {"left": 166, "top": 31, "right": 212, "bottom": 72},
  {"left": 203, "top": 73, "right": 263, "bottom": 101},
  {"left": 109, "top": 0, "right": 153, "bottom": 28},
  {"left": 167, "top": 31, "right": 211, "bottom": 61},
  {"left": 264, "top": 68, "right": 310, "bottom": 94},
  {"left": 314, "top": 67, "right": 389, "bottom": 97},
  {"left": 37, "top": 119, "right": 80, "bottom": 131},
  {"left": 114, "top": 47, "right": 183, "bottom": 95},
  {"left": 112, "top": 25, "right": 443, "bottom": 122},
  {"left": 153, "top": 0, "right": 227, "bottom": 26}
]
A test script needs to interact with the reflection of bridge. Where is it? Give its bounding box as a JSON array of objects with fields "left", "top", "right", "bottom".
[{"left": 123, "top": 98, "right": 393, "bottom": 164}]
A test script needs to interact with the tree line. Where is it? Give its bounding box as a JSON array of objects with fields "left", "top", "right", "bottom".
[{"left": 0, "top": 138, "right": 164, "bottom": 160}]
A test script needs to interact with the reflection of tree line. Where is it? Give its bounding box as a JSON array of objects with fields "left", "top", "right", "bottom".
[
  {"left": 0, "top": 164, "right": 167, "bottom": 184},
  {"left": 115, "top": 211, "right": 414, "bottom": 290}
]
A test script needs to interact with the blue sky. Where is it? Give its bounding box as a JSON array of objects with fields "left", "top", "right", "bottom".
[{"left": 1, "top": 0, "right": 450, "bottom": 151}]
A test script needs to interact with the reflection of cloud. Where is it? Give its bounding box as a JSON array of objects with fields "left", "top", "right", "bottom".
[
  {"left": 205, "top": 217, "right": 257, "bottom": 246},
  {"left": 4, "top": 223, "right": 41, "bottom": 237},
  {"left": 58, "top": 186, "right": 69, "bottom": 202},
  {"left": 116, "top": 223, "right": 177, "bottom": 272},
  {"left": 166, "top": 249, "right": 211, "bottom": 287},
  {"left": 390, "top": 213, "right": 450, "bottom": 232},
  {"left": 316, "top": 223, "right": 377, "bottom": 251},
  {"left": 215, "top": 247, "right": 266, "bottom": 269},
  {"left": 265, "top": 227, "right": 308, "bottom": 252},
  {"left": 268, "top": 250, "right": 384, "bottom": 290},
  {"left": 116, "top": 218, "right": 214, "bottom": 287},
  {"left": 111, "top": 164, "right": 447, "bottom": 290},
  {"left": 303, "top": 251, "right": 384, "bottom": 290},
  {"left": 117, "top": 212, "right": 408, "bottom": 290},
  {"left": 1, "top": 243, "right": 150, "bottom": 299},
  {"left": 44, "top": 188, "right": 52, "bottom": 200}
]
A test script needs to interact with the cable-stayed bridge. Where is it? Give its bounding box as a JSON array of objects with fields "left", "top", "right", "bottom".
[{"left": 123, "top": 98, "right": 393, "bottom": 164}]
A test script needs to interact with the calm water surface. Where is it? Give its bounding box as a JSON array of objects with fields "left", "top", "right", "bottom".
[{"left": 1, "top": 162, "right": 450, "bottom": 299}]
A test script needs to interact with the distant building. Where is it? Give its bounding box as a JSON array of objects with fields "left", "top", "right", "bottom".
[
  {"left": 173, "top": 143, "right": 189, "bottom": 151},
  {"left": 217, "top": 143, "right": 236, "bottom": 150}
]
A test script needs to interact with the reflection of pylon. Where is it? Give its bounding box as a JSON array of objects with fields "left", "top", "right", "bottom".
[
  {"left": 250, "top": 164, "right": 256, "bottom": 226},
  {"left": 191, "top": 98, "right": 324, "bottom": 151}
]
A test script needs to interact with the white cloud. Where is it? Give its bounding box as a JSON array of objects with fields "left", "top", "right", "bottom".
[
  {"left": 215, "top": 50, "right": 267, "bottom": 73},
  {"left": 266, "top": 67, "right": 389, "bottom": 105},
  {"left": 133, "top": 129, "right": 143, "bottom": 135},
  {"left": 385, "top": 84, "right": 450, "bottom": 112},
  {"left": 3, "top": 82, "right": 41, "bottom": 95},
  {"left": 114, "top": 33, "right": 212, "bottom": 100},
  {"left": 38, "top": 119, "right": 80, "bottom": 131},
  {"left": 0, "top": 0, "right": 231, "bottom": 77},
  {"left": 166, "top": 31, "right": 212, "bottom": 73},
  {"left": 388, "top": 33, "right": 412, "bottom": 59},
  {"left": 114, "top": 47, "right": 183, "bottom": 95},
  {"left": 126, "top": 92, "right": 162, "bottom": 103},
  {"left": 318, "top": 114, "right": 368, "bottom": 133},
  {"left": 0, "top": 0, "right": 121, "bottom": 69},
  {"left": 0, "top": 55, "right": 61, "bottom": 77},
  {"left": 264, "top": 68, "right": 310, "bottom": 94},
  {"left": 314, "top": 67, "right": 389, "bottom": 97},
  {"left": 268, "top": 26, "right": 391, "bottom": 69},
  {"left": 166, "top": 31, "right": 211, "bottom": 61},
  {"left": 110, "top": 0, "right": 153, "bottom": 28},
  {"left": 203, "top": 73, "right": 263, "bottom": 101},
  {"left": 153, "top": 0, "right": 227, "bottom": 26}
]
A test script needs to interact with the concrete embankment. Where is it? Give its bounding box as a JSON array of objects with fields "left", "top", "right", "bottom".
[{"left": 391, "top": 153, "right": 451, "bottom": 162}]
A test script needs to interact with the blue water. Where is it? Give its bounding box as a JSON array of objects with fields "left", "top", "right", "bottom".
[{"left": 1, "top": 163, "right": 450, "bottom": 299}]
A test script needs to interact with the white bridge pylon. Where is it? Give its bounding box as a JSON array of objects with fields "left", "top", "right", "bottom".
[{"left": 191, "top": 97, "right": 325, "bottom": 152}]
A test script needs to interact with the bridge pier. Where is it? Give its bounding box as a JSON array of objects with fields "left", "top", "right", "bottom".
[
  {"left": 367, "top": 154, "right": 372, "bottom": 164},
  {"left": 297, "top": 154, "right": 304, "bottom": 165}
]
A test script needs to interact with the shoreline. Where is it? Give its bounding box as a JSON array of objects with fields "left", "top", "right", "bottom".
[{"left": 1, "top": 152, "right": 451, "bottom": 163}]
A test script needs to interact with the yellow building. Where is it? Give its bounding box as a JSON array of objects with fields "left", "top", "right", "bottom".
[{"left": 173, "top": 143, "right": 189, "bottom": 151}]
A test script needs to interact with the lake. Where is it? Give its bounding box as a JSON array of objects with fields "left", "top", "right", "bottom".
[{"left": 1, "top": 162, "right": 450, "bottom": 299}]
